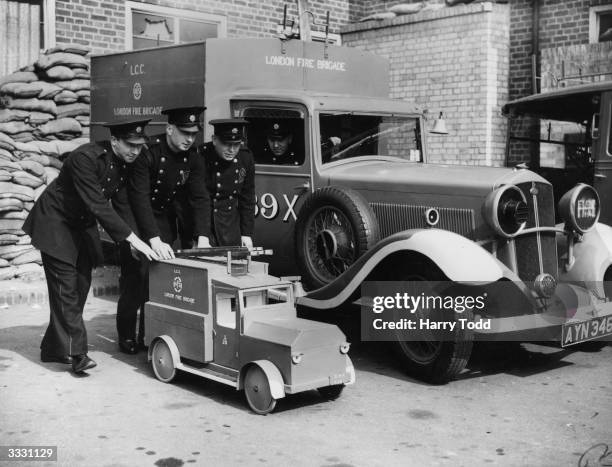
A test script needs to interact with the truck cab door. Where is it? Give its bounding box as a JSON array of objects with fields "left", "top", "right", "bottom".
[
  {"left": 593, "top": 91, "right": 612, "bottom": 225},
  {"left": 233, "top": 102, "right": 313, "bottom": 276},
  {"left": 212, "top": 285, "right": 239, "bottom": 369}
]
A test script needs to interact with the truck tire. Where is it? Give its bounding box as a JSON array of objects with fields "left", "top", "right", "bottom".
[
  {"left": 295, "top": 186, "right": 380, "bottom": 290},
  {"left": 393, "top": 272, "right": 474, "bottom": 384}
]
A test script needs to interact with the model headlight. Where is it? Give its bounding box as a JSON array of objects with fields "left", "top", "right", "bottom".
[
  {"left": 339, "top": 343, "right": 350, "bottom": 354},
  {"left": 291, "top": 353, "right": 303, "bottom": 365},
  {"left": 482, "top": 185, "right": 529, "bottom": 238},
  {"left": 558, "top": 183, "right": 600, "bottom": 234}
]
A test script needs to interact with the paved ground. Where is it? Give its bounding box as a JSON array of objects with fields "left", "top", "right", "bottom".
[{"left": 0, "top": 291, "right": 611, "bottom": 467}]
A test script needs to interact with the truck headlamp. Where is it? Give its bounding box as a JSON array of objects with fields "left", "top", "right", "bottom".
[
  {"left": 558, "top": 183, "right": 600, "bottom": 234},
  {"left": 482, "top": 185, "right": 528, "bottom": 238},
  {"left": 291, "top": 353, "right": 303, "bottom": 365},
  {"left": 339, "top": 343, "right": 350, "bottom": 354}
]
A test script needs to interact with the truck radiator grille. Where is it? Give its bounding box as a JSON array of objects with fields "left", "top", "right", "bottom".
[
  {"left": 370, "top": 203, "right": 476, "bottom": 239},
  {"left": 513, "top": 181, "right": 558, "bottom": 281}
]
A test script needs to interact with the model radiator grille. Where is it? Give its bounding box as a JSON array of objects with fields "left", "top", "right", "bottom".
[
  {"left": 514, "top": 181, "right": 558, "bottom": 281},
  {"left": 370, "top": 203, "right": 476, "bottom": 239}
]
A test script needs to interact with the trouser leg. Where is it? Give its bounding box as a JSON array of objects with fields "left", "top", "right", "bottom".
[
  {"left": 116, "top": 243, "right": 145, "bottom": 340},
  {"left": 40, "top": 251, "right": 92, "bottom": 357}
]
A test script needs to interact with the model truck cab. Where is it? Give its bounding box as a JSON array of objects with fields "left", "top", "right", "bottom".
[{"left": 145, "top": 248, "right": 354, "bottom": 414}]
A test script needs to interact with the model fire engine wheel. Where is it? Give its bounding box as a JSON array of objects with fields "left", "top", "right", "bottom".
[
  {"left": 317, "top": 384, "right": 344, "bottom": 400},
  {"left": 151, "top": 339, "right": 177, "bottom": 383},
  {"left": 295, "top": 186, "right": 380, "bottom": 290},
  {"left": 394, "top": 272, "right": 474, "bottom": 384},
  {"left": 244, "top": 365, "right": 277, "bottom": 415}
]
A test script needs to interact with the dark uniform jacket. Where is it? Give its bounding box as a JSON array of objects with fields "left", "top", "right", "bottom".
[
  {"left": 200, "top": 142, "right": 255, "bottom": 246},
  {"left": 23, "top": 141, "right": 135, "bottom": 267},
  {"left": 129, "top": 136, "right": 210, "bottom": 244}
]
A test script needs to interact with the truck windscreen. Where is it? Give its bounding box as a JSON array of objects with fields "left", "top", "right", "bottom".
[{"left": 319, "top": 113, "right": 421, "bottom": 163}]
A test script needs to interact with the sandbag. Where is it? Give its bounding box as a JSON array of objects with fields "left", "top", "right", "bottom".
[
  {"left": 0, "top": 198, "right": 24, "bottom": 212},
  {"left": 23, "top": 154, "right": 51, "bottom": 167},
  {"left": 26, "top": 111, "right": 55, "bottom": 125},
  {"left": 0, "top": 265, "right": 17, "bottom": 279},
  {"left": 18, "top": 160, "right": 45, "bottom": 178},
  {"left": 389, "top": 3, "right": 425, "bottom": 15},
  {"left": 2, "top": 97, "right": 58, "bottom": 115},
  {"left": 0, "top": 109, "right": 30, "bottom": 123},
  {"left": 0, "top": 170, "right": 12, "bottom": 181},
  {"left": 1, "top": 210, "right": 27, "bottom": 220},
  {"left": 33, "top": 184, "right": 47, "bottom": 201},
  {"left": 12, "top": 132, "right": 35, "bottom": 143},
  {"left": 56, "top": 102, "right": 89, "bottom": 119},
  {"left": 12, "top": 170, "right": 44, "bottom": 188},
  {"left": 34, "top": 118, "right": 82, "bottom": 137},
  {"left": 0, "top": 150, "right": 15, "bottom": 162},
  {"left": 11, "top": 249, "right": 42, "bottom": 265},
  {"left": 37, "top": 81, "right": 63, "bottom": 99},
  {"left": 0, "top": 234, "right": 19, "bottom": 245},
  {"left": 45, "top": 65, "right": 76, "bottom": 81},
  {"left": 0, "top": 257, "right": 10, "bottom": 265},
  {"left": 0, "top": 81, "right": 44, "bottom": 98},
  {"left": 0, "top": 244, "right": 32, "bottom": 259},
  {"left": 75, "top": 115, "right": 90, "bottom": 126},
  {"left": 54, "top": 89, "right": 78, "bottom": 104},
  {"left": 46, "top": 157, "right": 63, "bottom": 170},
  {"left": 36, "top": 52, "right": 89, "bottom": 70},
  {"left": 23, "top": 201, "right": 33, "bottom": 211},
  {"left": 74, "top": 69, "right": 91, "bottom": 79},
  {"left": 14, "top": 263, "right": 45, "bottom": 280},
  {"left": 13, "top": 141, "right": 41, "bottom": 154},
  {"left": 0, "top": 133, "right": 16, "bottom": 152},
  {"left": 0, "top": 182, "right": 35, "bottom": 201},
  {"left": 45, "top": 43, "right": 89, "bottom": 56},
  {"left": 0, "top": 161, "right": 23, "bottom": 172},
  {"left": 16, "top": 234, "right": 31, "bottom": 245},
  {"left": 54, "top": 79, "right": 90, "bottom": 92},
  {"left": 0, "top": 71, "right": 38, "bottom": 87},
  {"left": 360, "top": 12, "right": 397, "bottom": 21},
  {"left": 0, "top": 121, "right": 34, "bottom": 135}
]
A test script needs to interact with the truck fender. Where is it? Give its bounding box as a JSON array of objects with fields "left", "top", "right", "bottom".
[
  {"left": 557, "top": 222, "right": 612, "bottom": 298},
  {"left": 148, "top": 335, "right": 181, "bottom": 368},
  {"left": 239, "top": 360, "right": 285, "bottom": 399},
  {"left": 298, "top": 228, "right": 507, "bottom": 310}
]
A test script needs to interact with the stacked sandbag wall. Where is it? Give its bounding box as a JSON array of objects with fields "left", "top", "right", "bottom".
[{"left": 0, "top": 44, "right": 91, "bottom": 281}]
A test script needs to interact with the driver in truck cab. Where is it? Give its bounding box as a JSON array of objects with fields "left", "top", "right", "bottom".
[{"left": 258, "top": 120, "right": 303, "bottom": 166}]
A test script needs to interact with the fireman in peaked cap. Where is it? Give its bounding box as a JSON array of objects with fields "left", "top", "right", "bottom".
[
  {"left": 199, "top": 118, "right": 255, "bottom": 247},
  {"left": 22, "top": 118, "right": 159, "bottom": 373},
  {"left": 260, "top": 120, "right": 303, "bottom": 166},
  {"left": 118, "top": 106, "right": 210, "bottom": 354}
]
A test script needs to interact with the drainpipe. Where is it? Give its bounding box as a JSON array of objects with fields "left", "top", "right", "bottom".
[{"left": 532, "top": 0, "right": 540, "bottom": 93}]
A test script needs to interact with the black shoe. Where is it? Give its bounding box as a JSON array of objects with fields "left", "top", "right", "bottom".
[
  {"left": 41, "top": 352, "right": 72, "bottom": 364},
  {"left": 119, "top": 338, "right": 138, "bottom": 354},
  {"left": 72, "top": 354, "right": 97, "bottom": 373}
]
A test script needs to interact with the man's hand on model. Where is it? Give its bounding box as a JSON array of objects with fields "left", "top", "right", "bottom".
[
  {"left": 149, "top": 236, "right": 175, "bottom": 260},
  {"left": 197, "top": 236, "right": 211, "bottom": 248},
  {"left": 126, "top": 233, "right": 160, "bottom": 261},
  {"left": 241, "top": 236, "right": 253, "bottom": 249}
]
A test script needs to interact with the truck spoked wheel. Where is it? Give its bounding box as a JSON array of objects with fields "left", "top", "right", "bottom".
[
  {"left": 317, "top": 384, "right": 344, "bottom": 400},
  {"left": 295, "top": 186, "right": 380, "bottom": 290},
  {"left": 244, "top": 365, "right": 277, "bottom": 415},
  {"left": 394, "top": 272, "right": 474, "bottom": 384},
  {"left": 151, "top": 339, "right": 176, "bottom": 383}
]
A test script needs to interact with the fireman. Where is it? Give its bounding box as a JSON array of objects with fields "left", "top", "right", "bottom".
[
  {"left": 23, "top": 118, "right": 159, "bottom": 373},
  {"left": 199, "top": 118, "right": 255, "bottom": 247},
  {"left": 117, "top": 106, "right": 210, "bottom": 354}
]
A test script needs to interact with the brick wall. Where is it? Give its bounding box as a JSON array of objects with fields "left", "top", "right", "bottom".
[
  {"left": 54, "top": 0, "right": 352, "bottom": 55},
  {"left": 509, "top": 0, "right": 612, "bottom": 101},
  {"left": 342, "top": 2, "right": 510, "bottom": 166}
]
